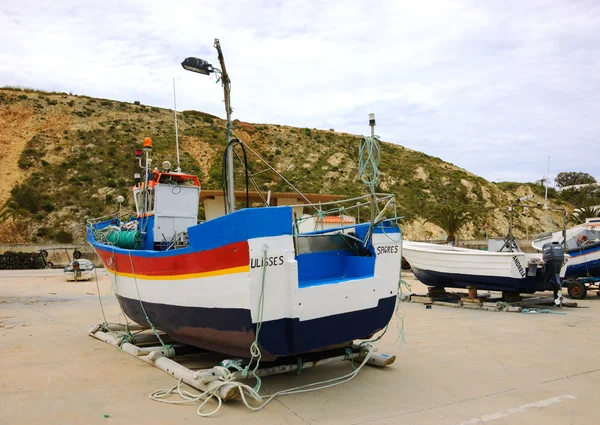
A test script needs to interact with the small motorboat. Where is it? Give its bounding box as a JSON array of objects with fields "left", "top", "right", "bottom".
[
  {"left": 532, "top": 218, "right": 600, "bottom": 278},
  {"left": 402, "top": 241, "right": 566, "bottom": 295},
  {"left": 64, "top": 259, "right": 95, "bottom": 281}
]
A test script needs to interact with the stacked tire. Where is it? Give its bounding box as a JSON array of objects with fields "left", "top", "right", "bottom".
[{"left": 0, "top": 251, "right": 46, "bottom": 270}]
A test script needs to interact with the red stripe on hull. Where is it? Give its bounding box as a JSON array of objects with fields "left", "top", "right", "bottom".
[{"left": 95, "top": 241, "right": 249, "bottom": 275}]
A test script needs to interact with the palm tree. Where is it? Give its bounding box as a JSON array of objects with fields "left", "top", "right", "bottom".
[
  {"left": 0, "top": 200, "right": 29, "bottom": 223},
  {"left": 570, "top": 206, "right": 600, "bottom": 225},
  {"left": 426, "top": 205, "right": 473, "bottom": 244}
]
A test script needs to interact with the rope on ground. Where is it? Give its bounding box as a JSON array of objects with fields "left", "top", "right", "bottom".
[
  {"left": 149, "top": 344, "right": 377, "bottom": 417},
  {"left": 522, "top": 308, "right": 566, "bottom": 315}
]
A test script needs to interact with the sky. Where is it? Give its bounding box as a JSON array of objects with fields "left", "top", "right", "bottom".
[{"left": 1, "top": 0, "right": 599, "bottom": 184}]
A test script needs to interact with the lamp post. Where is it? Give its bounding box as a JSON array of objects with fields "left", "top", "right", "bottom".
[{"left": 181, "top": 39, "right": 235, "bottom": 214}]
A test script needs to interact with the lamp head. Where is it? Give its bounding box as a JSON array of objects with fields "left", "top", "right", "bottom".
[{"left": 181, "top": 57, "right": 214, "bottom": 75}]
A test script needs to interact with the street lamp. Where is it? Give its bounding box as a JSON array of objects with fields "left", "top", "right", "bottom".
[
  {"left": 181, "top": 57, "right": 215, "bottom": 75},
  {"left": 181, "top": 39, "right": 235, "bottom": 214}
]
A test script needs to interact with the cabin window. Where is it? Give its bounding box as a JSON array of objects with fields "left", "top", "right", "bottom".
[{"left": 133, "top": 188, "right": 155, "bottom": 215}]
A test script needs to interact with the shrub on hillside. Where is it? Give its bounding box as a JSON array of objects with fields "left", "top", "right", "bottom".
[
  {"left": 55, "top": 230, "right": 74, "bottom": 243},
  {"left": 10, "top": 183, "right": 45, "bottom": 214}
]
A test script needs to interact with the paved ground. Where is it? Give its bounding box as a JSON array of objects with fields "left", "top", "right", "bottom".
[{"left": 1, "top": 269, "right": 598, "bottom": 425}]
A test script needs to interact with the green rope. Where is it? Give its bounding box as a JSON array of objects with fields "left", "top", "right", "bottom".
[
  {"left": 522, "top": 308, "right": 566, "bottom": 315},
  {"left": 358, "top": 135, "right": 382, "bottom": 242},
  {"left": 360, "top": 277, "right": 409, "bottom": 348},
  {"left": 358, "top": 136, "right": 381, "bottom": 191},
  {"left": 111, "top": 247, "right": 133, "bottom": 336},
  {"left": 127, "top": 250, "right": 171, "bottom": 351},
  {"left": 296, "top": 357, "right": 303, "bottom": 375},
  {"left": 242, "top": 248, "right": 269, "bottom": 392},
  {"left": 118, "top": 332, "right": 136, "bottom": 351},
  {"left": 393, "top": 278, "right": 411, "bottom": 347},
  {"left": 93, "top": 265, "right": 108, "bottom": 326},
  {"left": 344, "top": 348, "right": 357, "bottom": 370}
]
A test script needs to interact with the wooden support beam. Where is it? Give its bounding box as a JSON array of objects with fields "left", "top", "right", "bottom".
[{"left": 88, "top": 324, "right": 396, "bottom": 406}]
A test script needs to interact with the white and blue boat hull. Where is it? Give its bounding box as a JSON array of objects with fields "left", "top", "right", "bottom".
[{"left": 88, "top": 206, "right": 402, "bottom": 360}]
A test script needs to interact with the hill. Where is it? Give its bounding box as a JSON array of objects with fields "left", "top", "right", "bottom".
[{"left": 0, "top": 87, "right": 569, "bottom": 243}]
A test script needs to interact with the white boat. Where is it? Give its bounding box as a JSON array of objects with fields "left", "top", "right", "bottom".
[
  {"left": 532, "top": 218, "right": 600, "bottom": 278},
  {"left": 64, "top": 259, "right": 95, "bottom": 281},
  {"left": 86, "top": 41, "right": 403, "bottom": 361},
  {"left": 402, "top": 241, "right": 566, "bottom": 294}
]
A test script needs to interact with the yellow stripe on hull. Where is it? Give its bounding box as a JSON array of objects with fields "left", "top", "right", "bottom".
[{"left": 106, "top": 265, "right": 250, "bottom": 280}]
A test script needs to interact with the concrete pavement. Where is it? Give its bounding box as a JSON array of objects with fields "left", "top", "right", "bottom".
[{"left": 1, "top": 269, "right": 598, "bottom": 424}]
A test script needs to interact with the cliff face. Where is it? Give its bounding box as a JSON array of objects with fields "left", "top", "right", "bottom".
[{"left": 0, "top": 87, "right": 568, "bottom": 243}]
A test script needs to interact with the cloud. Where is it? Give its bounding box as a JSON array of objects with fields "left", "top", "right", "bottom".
[{"left": 1, "top": 0, "right": 599, "bottom": 184}]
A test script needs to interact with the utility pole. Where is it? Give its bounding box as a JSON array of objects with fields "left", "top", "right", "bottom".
[{"left": 214, "top": 39, "right": 235, "bottom": 214}]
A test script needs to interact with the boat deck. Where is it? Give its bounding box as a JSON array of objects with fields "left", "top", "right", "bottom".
[{"left": 1, "top": 269, "right": 598, "bottom": 424}]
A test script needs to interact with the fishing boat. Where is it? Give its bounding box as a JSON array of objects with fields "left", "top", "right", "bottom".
[
  {"left": 532, "top": 218, "right": 600, "bottom": 278},
  {"left": 86, "top": 41, "right": 402, "bottom": 361},
  {"left": 403, "top": 198, "right": 567, "bottom": 296},
  {"left": 402, "top": 241, "right": 566, "bottom": 294},
  {"left": 64, "top": 258, "right": 95, "bottom": 281}
]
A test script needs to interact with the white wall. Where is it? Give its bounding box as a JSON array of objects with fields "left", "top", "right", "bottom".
[{"left": 204, "top": 196, "right": 226, "bottom": 221}]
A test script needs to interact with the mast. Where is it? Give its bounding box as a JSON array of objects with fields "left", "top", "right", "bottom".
[
  {"left": 173, "top": 78, "right": 181, "bottom": 173},
  {"left": 544, "top": 155, "right": 550, "bottom": 209},
  {"left": 214, "top": 39, "right": 235, "bottom": 214}
]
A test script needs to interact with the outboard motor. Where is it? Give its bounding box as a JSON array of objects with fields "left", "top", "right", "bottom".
[{"left": 542, "top": 242, "right": 564, "bottom": 306}]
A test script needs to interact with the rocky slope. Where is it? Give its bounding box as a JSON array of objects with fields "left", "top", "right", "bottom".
[{"left": 0, "top": 87, "right": 569, "bottom": 243}]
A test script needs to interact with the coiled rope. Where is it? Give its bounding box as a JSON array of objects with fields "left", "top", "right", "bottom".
[
  {"left": 148, "top": 273, "right": 410, "bottom": 417},
  {"left": 149, "top": 344, "right": 377, "bottom": 417},
  {"left": 358, "top": 136, "right": 381, "bottom": 193}
]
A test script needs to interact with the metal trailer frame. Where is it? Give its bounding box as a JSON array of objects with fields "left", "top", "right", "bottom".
[{"left": 564, "top": 276, "right": 600, "bottom": 299}]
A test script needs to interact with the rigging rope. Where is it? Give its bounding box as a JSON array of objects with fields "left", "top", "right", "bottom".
[
  {"left": 93, "top": 266, "right": 108, "bottom": 326},
  {"left": 111, "top": 247, "right": 134, "bottom": 339},
  {"left": 127, "top": 250, "right": 171, "bottom": 352},
  {"left": 240, "top": 246, "right": 269, "bottom": 391}
]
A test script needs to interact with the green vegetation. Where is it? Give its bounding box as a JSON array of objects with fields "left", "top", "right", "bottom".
[
  {"left": 569, "top": 206, "right": 600, "bottom": 225},
  {"left": 555, "top": 171, "right": 596, "bottom": 188},
  {"left": 55, "top": 230, "right": 74, "bottom": 243},
  {"left": 425, "top": 205, "right": 473, "bottom": 243},
  {"left": 0, "top": 87, "right": 574, "bottom": 243}
]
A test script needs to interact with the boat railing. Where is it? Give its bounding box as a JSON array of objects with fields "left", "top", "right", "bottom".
[
  {"left": 86, "top": 210, "right": 137, "bottom": 228},
  {"left": 290, "top": 193, "right": 400, "bottom": 235}
]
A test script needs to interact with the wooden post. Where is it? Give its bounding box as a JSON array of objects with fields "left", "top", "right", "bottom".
[{"left": 468, "top": 286, "right": 477, "bottom": 299}]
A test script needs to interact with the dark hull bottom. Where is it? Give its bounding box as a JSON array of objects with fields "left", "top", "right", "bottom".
[
  {"left": 565, "top": 258, "right": 600, "bottom": 279},
  {"left": 117, "top": 295, "right": 397, "bottom": 361},
  {"left": 411, "top": 267, "right": 551, "bottom": 294}
]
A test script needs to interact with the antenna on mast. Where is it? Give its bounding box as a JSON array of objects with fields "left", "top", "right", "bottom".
[
  {"left": 173, "top": 78, "right": 181, "bottom": 173},
  {"left": 544, "top": 155, "right": 550, "bottom": 209}
]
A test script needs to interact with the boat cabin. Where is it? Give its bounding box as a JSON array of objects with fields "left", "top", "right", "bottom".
[{"left": 133, "top": 169, "right": 200, "bottom": 250}]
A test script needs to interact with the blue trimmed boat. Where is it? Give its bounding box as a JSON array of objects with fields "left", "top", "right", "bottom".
[
  {"left": 87, "top": 42, "right": 402, "bottom": 360},
  {"left": 532, "top": 218, "right": 600, "bottom": 278},
  {"left": 87, "top": 165, "right": 402, "bottom": 360}
]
